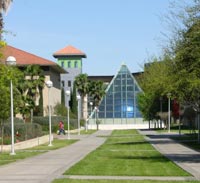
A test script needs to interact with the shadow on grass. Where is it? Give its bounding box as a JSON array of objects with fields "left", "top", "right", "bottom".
[
  {"left": 110, "top": 141, "right": 149, "bottom": 146},
  {"left": 110, "top": 154, "right": 170, "bottom": 162}
]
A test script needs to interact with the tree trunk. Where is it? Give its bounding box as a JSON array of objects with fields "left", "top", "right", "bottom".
[
  {"left": 1, "top": 120, "right": 4, "bottom": 153},
  {"left": 82, "top": 95, "right": 88, "bottom": 121}
]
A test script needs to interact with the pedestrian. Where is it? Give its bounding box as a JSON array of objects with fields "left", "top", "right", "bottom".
[{"left": 58, "top": 121, "right": 66, "bottom": 135}]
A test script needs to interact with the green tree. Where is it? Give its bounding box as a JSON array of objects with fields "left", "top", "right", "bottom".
[
  {"left": 0, "top": 63, "right": 22, "bottom": 147},
  {"left": 171, "top": 20, "right": 200, "bottom": 105},
  {"left": 88, "top": 80, "right": 105, "bottom": 107},
  {"left": 70, "top": 83, "right": 78, "bottom": 116},
  {"left": 137, "top": 56, "right": 172, "bottom": 121},
  {"left": 61, "top": 87, "right": 65, "bottom": 105},
  {"left": 18, "top": 65, "right": 45, "bottom": 122},
  {"left": 74, "top": 74, "right": 89, "bottom": 120}
]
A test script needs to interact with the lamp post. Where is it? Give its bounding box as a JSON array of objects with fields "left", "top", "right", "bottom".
[
  {"left": 87, "top": 102, "right": 93, "bottom": 132},
  {"left": 66, "top": 90, "right": 70, "bottom": 139},
  {"left": 6, "top": 56, "right": 16, "bottom": 155},
  {"left": 90, "top": 102, "right": 93, "bottom": 114},
  {"left": 167, "top": 93, "right": 171, "bottom": 133},
  {"left": 77, "top": 95, "right": 81, "bottom": 135},
  {"left": 46, "top": 80, "right": 53, "bottom": 146}
]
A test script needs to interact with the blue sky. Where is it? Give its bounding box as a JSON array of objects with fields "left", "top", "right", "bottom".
[{"left": 4, "top": 0, "right": 172, "bottom": 75}]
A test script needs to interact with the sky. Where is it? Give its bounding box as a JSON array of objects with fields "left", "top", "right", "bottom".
[{"left": 4, "top": 0, "right": 172, "bottom": 76}]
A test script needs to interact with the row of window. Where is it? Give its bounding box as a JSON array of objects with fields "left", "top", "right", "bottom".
[
  {"left": 61, "top": 61, "right": 79, "bottom": 68},
  {"left": 61, "top": 80, "right": 71, "bottom": 87}
]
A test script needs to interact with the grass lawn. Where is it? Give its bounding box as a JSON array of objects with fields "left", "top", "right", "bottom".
[
  {"left": 0, "top": 139, "right": 77, "bottom": 166},
  {"left": 26, "top": 139, "right": 77, "bottom": 150},
  {"left": 53, "top": 179, "right": 200, "bottom": 183},
  {"left": 70, "top": 129, "right": 97, "bottom": 135},
  {"left": 64, "top": 129, "right": 189, "bottom": 176}
]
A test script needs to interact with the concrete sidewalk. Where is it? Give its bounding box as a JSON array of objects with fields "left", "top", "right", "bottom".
[
  {"left": 1, "top": 129, "right": 200, "bottom": 183},
  {"left": 139, "top": 129, "right": 200, "bottom": 180},
  {"left": 0, "top": 130, "right": 112, "bottom": 183}
]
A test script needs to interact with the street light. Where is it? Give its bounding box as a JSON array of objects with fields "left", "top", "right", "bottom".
[
  {"left": 66, "top": 90, "right": 70, "bottom": 139},
  {"left": 6, "top": 56, "right": 16, "bottom": 155},
  {"left": 77, "top": 94, "right": 81, "bottom": 135},
  {"left": 87, "top": 102, "right": 93, "bottom": 132},
  {"left": 167, "top": 93, "right": 171, "bottom": 133},
  {"left": 46, "top": 80, "right": 53, "bottom": 146},
  {"left": 90, "top": 102, "right": 93, "bottom": 114}
]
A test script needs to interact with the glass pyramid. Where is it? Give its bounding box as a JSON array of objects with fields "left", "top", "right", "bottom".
[{"left": 90, "top": 64, "right": 142, "bottom": 124}]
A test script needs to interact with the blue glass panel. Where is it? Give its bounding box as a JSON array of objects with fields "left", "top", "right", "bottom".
[
  {"left": 92, "top": 64, "right": 143, "bottom": 122},
  {"left": 114, "top": 112, "right": 121, "bottom": 118},
  {"left": 106, "top": 112, "right": 113, "bottom": 118}
]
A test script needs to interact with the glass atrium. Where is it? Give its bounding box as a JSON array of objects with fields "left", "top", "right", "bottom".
[{"left": 89, "top": 64, "right": 143, "bottom": 124}]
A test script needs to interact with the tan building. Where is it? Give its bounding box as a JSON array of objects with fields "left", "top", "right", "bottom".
[{"left": 0, "top": 45, "right": 66, "bottom": 116}]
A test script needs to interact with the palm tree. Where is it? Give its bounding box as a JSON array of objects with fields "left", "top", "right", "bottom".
[
  {"left": 0, "top": 0, "right": 13, "bottom": 40},
  {"left": 74, "top": 74, "right": 89, "bottom": 120},
  {"left": 89, "top": 80, "right": 105, "bottom": 107},
  {"left": 18, "top": 65, "right": 45, "bottom": 122}
]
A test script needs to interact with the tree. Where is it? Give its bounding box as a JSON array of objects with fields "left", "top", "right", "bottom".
[
  {"left": 171, "top": 20, "right": 200, "bottom": 105},
  {"left": 0, "top": 63, "right": 22, "bottom": 147},
  {"left": 0, "top": 0, "right": 13, "bottom": 40},
  {"left": 18, "top": 65, "right": 45, "bottom": 122},
  {"left": 137, "top": 56, "right": 172, "bottom": 121},
  {"left": 88, "top": 80, "right": 105, "bottom": 107},
  {"left": 74, "top": 74, "right": 89, "bottom": 120},
  {"left": 61, "top": 87, "right": 65, "bottom": 105},
  {"left": 70, "top": 83, "right": 78, "bottom": 116}
]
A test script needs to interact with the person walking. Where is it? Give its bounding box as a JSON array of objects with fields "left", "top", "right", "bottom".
[{"left": 58, "top": 121, "right": 66, "bottom": 135}]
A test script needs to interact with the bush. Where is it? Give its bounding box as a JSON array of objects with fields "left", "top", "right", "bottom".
[
  {"left": 1, "top": 122, "right": 43, "bottom": 144},
  {"left": 54, "top": 103, "right": 77, "bottom": 119},
  {"left": 33, "top": 116, "right": 78, "bottom": 132}
]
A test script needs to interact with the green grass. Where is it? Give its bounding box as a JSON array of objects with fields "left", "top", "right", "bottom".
[
  {"left": 26, "top": 139, "right": 77, "bottom": 150},
  {"left": 155, "top": 124, "right": 196, "bottom": 135},
  {"left": 64, "top": 129, "right": 189, "bottom": 176},
  {"left": 53, "top": 179, "right": 200, "bottom": 183},
  {"left": 0, "top": 139, "right": 77, "bottom": 166},
  {"left": 0, "top": 150, "right": 42, "bottom": 166},
  {"left": 70, "top": 129, "right": 97, "bottom": 135}
]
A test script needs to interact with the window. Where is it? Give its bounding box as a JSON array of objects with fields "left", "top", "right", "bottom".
[
  {"left": 61, "top": 81, "right": 65, "bottom": 87},
  {"left": 75, "top": 61, "right": 78, "bottom": 68},
  {"left": 61, "top": 61, "right": 64, "bottom": 68},
  {"left": 68, "top": 61, "right": 71, "bottom": 68},
  {"left": 68, "top": 80, "right": 71, "bottom": 87}
]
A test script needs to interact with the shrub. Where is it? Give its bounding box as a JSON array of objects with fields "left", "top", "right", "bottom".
[
  {"left": 1, "top": 122, "right": 43, "bottom": 144},
  {"left": 33, "top": 116, "right": 78, "bottom": 132},
  {"left": 54, "top": 103, "right": 77, "bottom": 119}
]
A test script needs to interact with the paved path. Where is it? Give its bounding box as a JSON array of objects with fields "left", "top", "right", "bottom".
[
  {"left": 139, "top": 129, "right": 200, "bottom": 180},
  {"left": 0, "top": 130, "right": 112, "bottom": 183},
  {"left": 1, "top": 129, "right": 200, "bottom": 182}
]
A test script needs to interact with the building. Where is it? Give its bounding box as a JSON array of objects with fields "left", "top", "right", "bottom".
[
  {"left": 88, "top": 64, "right": 147, "bottom": 130},
  {"left": 53, "top": 45, "right": 86, "bottom": 106},
  {"left": 0, "top": 45, "right": 66, "bottom": 116}
]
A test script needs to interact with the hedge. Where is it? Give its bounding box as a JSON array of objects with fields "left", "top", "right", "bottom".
[{"left": 33, "top": 116, "right": 78, "bottom": 132}]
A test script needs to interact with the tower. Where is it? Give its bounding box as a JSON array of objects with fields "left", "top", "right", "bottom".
[{"left": 53, "top": 45, "right": 86, "bottom": 105}]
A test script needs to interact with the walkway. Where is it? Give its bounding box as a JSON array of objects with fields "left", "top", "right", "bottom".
[
  {"left": 139, "top": 129, "right": 200, "bottom": 180},
  {"left": 0, "top": 129, "right": 200, "bottom": 182},
  {"left": 0, "top": 130, "right": 112, "bottom": 183}
]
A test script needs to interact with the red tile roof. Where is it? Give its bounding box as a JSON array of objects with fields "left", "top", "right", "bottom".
[
  {"left": 53, "top": 45, "right": 87, "bottom": 58},
  {"left": 0, "top": 45, "right": 57, "bottom": 66}
]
